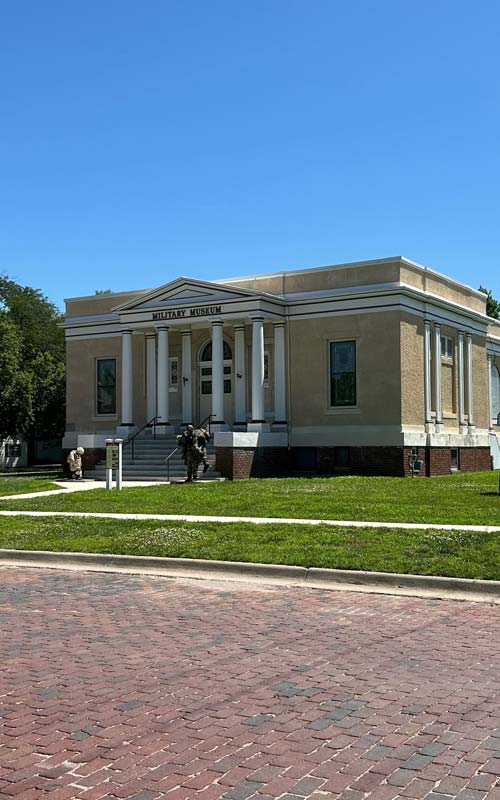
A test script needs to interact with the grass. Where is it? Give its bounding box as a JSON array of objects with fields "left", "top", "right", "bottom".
[
  {"left": 2, "top": 515, "right": 500, "bottom": 579},
  {"left": 0, "top": 476, "right": 62, "bottom": 496},
  {"left": 1, "top": 472, "right": 499, "bottom": 525}
]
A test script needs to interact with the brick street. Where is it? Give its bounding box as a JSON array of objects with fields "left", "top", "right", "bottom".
[{"left": 2, "top": 569, "right": 500, "bottom": 799}]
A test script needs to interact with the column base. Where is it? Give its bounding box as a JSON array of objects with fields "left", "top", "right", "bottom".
[
  {"left": 211, "top": 422, "right": 228, "bottom": 432},
  {"left": 459, "top": 424, "right": 468, "bottom": 434},
  {"left": 272, "top": 421, "right": 288, "bottom": 431},
  {"left": 116, "top": 424, "right": 137, "bottom": 439},
  {"left": 156, "top": 423, "right": 171, "bottom": 436},
  {"left": 468, "top": 425, "right": 476, "bottom": 434},
  {"left": 247, "top": 421, "right": 270, "bottom": 432},
  {"left": 425, "top": 422, "right": 435, "bottom": 434},
  {"left": 435, "top": 422, "right": 445, "bottom": 433}
]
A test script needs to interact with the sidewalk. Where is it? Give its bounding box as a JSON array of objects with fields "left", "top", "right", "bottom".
[
  {"left": 0, "top": 478, "right": 210, "bottom": 501},
  {"left": 0, "top": 507, "right": 499, "bottom": 532}
]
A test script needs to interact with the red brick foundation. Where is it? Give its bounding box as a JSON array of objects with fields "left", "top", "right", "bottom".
[
  {"left": 458, "top": 447, "right": 492, "bottom": 472},
  {"left": 216, "top": 445, "right": 493, "bottom": 480},
  {"left": 216, "top": 447, "right": 290, "bottom": 480}
]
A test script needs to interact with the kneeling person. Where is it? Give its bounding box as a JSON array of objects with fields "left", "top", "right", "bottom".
[{"left": 67, "top": 447, "right": 85, "bottom": 480}]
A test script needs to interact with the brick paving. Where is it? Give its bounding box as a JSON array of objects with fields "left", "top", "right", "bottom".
[{"left": 2, "top": 571, "right": 500, "bottom": 799}]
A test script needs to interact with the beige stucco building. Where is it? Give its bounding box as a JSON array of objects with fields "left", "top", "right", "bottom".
[{"left": 63, "top": 256, "right": 500, "bottom": 478}]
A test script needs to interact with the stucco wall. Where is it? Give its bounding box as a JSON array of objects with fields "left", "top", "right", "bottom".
[
  {"left": 471, "top": 334, "right": 489, "bottom": 430},
  {"left": 65, "top": 290, "right": 149, "bottom": 318},
  {"left": 288, "top": 311, "right": 402, "bottom": 429},
  {"left": 66, "top": 336, "right": 121, "bottom": 433}
]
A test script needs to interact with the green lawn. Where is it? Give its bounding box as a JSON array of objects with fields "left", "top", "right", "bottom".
[
  {"left": 0, "top": 476, "right": 62, "bottom": 497},
  {"left": 2, "top": 515, "right": 500, "bottom": 579},
  {"left": 1, "top": 472, "right": 499, "bottom": 525}
]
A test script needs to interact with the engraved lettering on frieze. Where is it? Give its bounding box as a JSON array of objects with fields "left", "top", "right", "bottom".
[{"left": 152, "top": 305, "right": 222, "bottom": 321}]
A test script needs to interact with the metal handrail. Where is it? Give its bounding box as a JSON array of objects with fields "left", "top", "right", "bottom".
[
  {"left": 164, "top": 415, "right": 213, "bottom": 483},
  {"left": 124, "top": 416, "right": 159, "bottom": 460}
]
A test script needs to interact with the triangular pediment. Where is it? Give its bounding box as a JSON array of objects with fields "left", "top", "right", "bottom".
[{"left": 113, "top": 276, "right": 279, "bottom": 312}]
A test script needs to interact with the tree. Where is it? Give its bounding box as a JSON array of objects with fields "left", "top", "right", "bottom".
[
  {"left": 479, "top": 286, "right": 500, "bottom": 320},
  {"left": 0, "top": 315, "right": 32, "bottom": 438},
  {"left": 0, "top": 275, "right": 65, "bottom": 446}
]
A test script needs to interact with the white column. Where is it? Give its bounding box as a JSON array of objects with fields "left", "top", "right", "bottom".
[
  {"left": 488, "top": 354, "right": 494, "bottom": 430},
  {"left": 424, "top": 321, "right": 432, "bottom": 431},
  {"left": 181, "top": 330, "right": 192, "bottom": 424},
  {"left": 434, "top": 323, "right": 443, "bottom": 431},
  {"left": 120, "top": 330, "right": 134, "bottom": 427},
  {"left": 211, "top": 321, "right": 225, "bottom": 426},
  {"left": 157, "top": 327, "right": 170, "bottom": 430},
  {"left": 466, "top": 333, "right": 475, "bottom": 431},
  {"left": 457, "top": 331, "right": 466, "bottom": 432},
  {"left": 273, "top": 322, "right": 286, "bottom": 424},
  {"left": 251, "top": 317, "right": 265, "bottom": 423},
  {"left": 146, "top": 333, "right": 157, "bottom": 421},
  {"left": 234, "top": 324, "right": 247, "bottom": 425}
]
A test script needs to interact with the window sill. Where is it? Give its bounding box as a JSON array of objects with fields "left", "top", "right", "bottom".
[
  {"left": 324, "top": 407, "right": 361, "bottom": 416},
  {"left": 91, "top": 415, "right": 117, "bottom": 422}
]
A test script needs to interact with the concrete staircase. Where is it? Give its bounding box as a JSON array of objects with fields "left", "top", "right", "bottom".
[{"left": 86, "top": 429, "right": 223, "bottom": 483}]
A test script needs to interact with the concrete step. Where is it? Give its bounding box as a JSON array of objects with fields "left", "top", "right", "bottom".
[{"left": 88, "top": 430, "right": 219, "bottom": 482}]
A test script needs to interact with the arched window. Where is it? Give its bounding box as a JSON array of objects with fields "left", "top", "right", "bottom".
[
  {"left": 200, "top": 340, "right": 232, "bottom": 361},
  {"left": 492, "top": 364, "right": 500, "bottom": 421}
]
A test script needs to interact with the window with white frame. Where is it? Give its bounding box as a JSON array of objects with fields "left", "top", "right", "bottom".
[
  {"left": 169, "top": 357, "right": 179, "bottom": 392},
  {"left": 96, "top": 358, "right": 116, "bottom": 415},
  {"left": 329, "top": 340, "right": 356, "bottom": 407},
  {"left": 5, "top": 442, "right": 21, "bottom": 458},
  {"left": 492, "top": 364, "right": 500, "bottom": 421},
  {"left": 440, "top": 335, "right": 454, "bottom": 360}
]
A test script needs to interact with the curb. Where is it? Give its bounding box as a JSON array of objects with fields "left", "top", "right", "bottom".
[{"left": 1, "top": 549, "right": 500, "bottom": 602}]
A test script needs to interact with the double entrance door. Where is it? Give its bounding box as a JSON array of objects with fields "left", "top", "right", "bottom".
[{"left": 197, "top": 339, "right": 233, "bottom": 425}]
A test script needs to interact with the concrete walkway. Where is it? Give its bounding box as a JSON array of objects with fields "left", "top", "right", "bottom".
[
  {"left": 0, "top": 478, "right": 212, "bottom": 500},
  {"left": 0, "top": 508, "right": 499, "bottom": 532}
]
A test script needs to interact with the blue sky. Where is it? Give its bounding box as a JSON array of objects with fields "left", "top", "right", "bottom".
[{"left": 1, "top": 1, "right": 499, "bottom": 310}]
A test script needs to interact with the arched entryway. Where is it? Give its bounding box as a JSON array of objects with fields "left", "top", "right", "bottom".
[{"left": 198, "top": 339, "right": 234, "bottom": 425}]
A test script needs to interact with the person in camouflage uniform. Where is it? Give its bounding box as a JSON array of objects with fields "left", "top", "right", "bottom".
[
  {"left": 197, "top": 427, "right": 210, "bottom": 473},
  {"left": 176, "top": 425, "right": 204, "bottom": 482}
]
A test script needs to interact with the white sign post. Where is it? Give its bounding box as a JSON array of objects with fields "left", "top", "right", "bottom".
[{"left": 105, "top": 438, "right": 123, "bottom": 491}]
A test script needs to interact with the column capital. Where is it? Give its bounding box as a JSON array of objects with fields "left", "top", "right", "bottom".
[
  {"left": 156, "top": 325, "right": 169, "bottom": 332},
  {"left": 211, "top": 319, "right": 224, "bottom": 327}
]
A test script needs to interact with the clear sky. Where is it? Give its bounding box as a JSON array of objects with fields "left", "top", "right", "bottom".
[{"left": 1, "top": 0, "right": 499, "bottom": 310}]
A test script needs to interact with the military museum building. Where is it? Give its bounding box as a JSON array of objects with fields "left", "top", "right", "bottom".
[{"left": 63, "top": 256, "right": 500, "bottom": 479}]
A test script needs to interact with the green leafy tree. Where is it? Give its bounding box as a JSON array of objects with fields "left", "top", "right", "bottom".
[
  {"left": 0, "top": 275, "right": 65, "bottom": 445},
  {"left": 0, "top": 315, "right": 33, "bottom": 438},
  {"left": 479, "top": 286, "right": 500, "bottom": 320}
]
